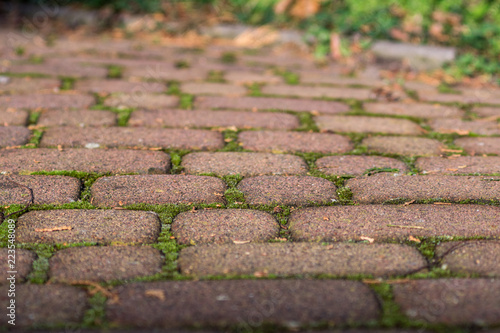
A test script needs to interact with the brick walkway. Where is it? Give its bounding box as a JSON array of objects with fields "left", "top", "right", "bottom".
[{"left": 1, "top": 29, "right": 500, "bottom": 332}]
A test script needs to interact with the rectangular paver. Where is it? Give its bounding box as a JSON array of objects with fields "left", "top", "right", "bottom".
[
  {"left": 0, "top": 77, "right": 60, "bottom": 94},
  {"left": 0, "top": 93, "right": 95, "bottom": 109},
  {"left": 455, "top": 137, "right": 500, "bottom": 155},
  {"left": 416, "top": 156, "right": 500, "bottom": 175},
  {"left": 0, "top": 109, "right": 29, "bottom": 126},
  {"left": 364, "top": 102, "right": 464, "bottom": 118},
  {"left": 37, "top": 110, "right": 117, "bottom": 127},
  {"left": 429, "top": 118, "right": 500, "bottom": 135},
  {"left": 104, "top": 93, "right": 179, "bottom": 109},
  {"left": 317, "top": 155, "right": 408, "bottom": 176},
  {"left": 262, "top": 85, "right": 373, "bottom": 100},
  {"left": 0, "top": 126, "right": 30, "bottom": 147},
  {"left": 74, "top": 79, "right": 166, "bottom": 94},
  {"left": 315, "top": 115, "right": 424, "bottom": 135},
  {"left": 182, "top": 82, "right": 247, "bottom": 96},
  {"left": 362, "top": 136, "right": 445, "bottom": 156}
]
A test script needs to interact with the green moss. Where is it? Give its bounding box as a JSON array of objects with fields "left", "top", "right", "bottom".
[
  {"left": 220, "top": 52, "right": 237, "bottom": 64},
  {"left": 368, "top": 283, "right": 416, "bottom": 328},
  {"left": 174, "top": 60, "right": 190, "bottom": 69},
  {"left": 21, "top": 244, "right": 56, "bottom": 284},
  {"left": 364, "top": 167, "right": 400, "bottom": 176},
  {"left": 438, "top": 83, "right": 461, "bottom": 95},
  {"left": 106, "top": 65, "right": 123, "bottom": 79},
  {"left": 274, "top": 68, "right": 300, "bottom": 85},
  {"left": 296, "top": 112, "right": 319, "bottom": 132},
  {"left": 168, "top": 149, "right": 191, "bottom": 174},
  {"left": 1, "top": 72, "right": 50, "bottom": 78},
  {"left": 60, "top": 77, "right": 76, "bottom": 90},
  {"left": 15, "top": 46, "right": 25, "bottom": 56},
  {"left": 166, "top": 80, "right": 181, "bottom": 95},
  {"left": 82, "top": 292, "right": 108, "bottom": 328},
  {"left": 220, "top": 129, "right": 243, "bottom": 152},
  {"left": 207, "top": 70, "right": 226, "bottom": 83},
  {"left": 29, "top": 55, "right": 44, "bottom": 64},
  {"left": 405, "top": 89, "right": 419, "bottom": 100},
  {"left": 180, "top": 94, "right": 194, "bottom": 110},
  {"left": 28, "top": 111, "right": 41, "bottom": 125},
  {"left": 336, "top": 186, "right": 353, "bottom": 204},
  {"left": 247, "top": 82, "right": 264, "bottom": 96},
  {"left": 28, "top": 129, "right": 44, "bottom": 147}
]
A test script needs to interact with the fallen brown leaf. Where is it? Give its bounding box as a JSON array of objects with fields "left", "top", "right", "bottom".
[{"left": 35, "top": 226, "right": 72, "bottom": 232}]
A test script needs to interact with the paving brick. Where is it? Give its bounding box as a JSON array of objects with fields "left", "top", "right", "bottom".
[
  {"left": 237, "top": 175, "right": 337, "bottom": 206},
  {"left": 91, "top": 175, "right": 226, "bottom": 207},
  {"left": 126, "top": 65, "right": 207, "bottom": 81},
  {"left": 364, "top": 102, "right": 464, "bottom": 118},
  {"left": 179, "top": 242, "right": 427, "bottom": 277},
  {"left": 455, "top": 137, "right": 500, "bottom": 155},
  {"left": 436, "top": 241, "right": 500, "bottom": 277},
  {"left": 37, "top": 109, "right": 117, "bottom": 127},
  {"left": 418, "top": 92, "right": 469, "bottom": 104},
  {"left": 474, "top": 106, "right": 500, "bottom": 117},
  {"left": 0, "top": 109, "right": 29, "bottom": 126},
  {"left": 239, "top": 130, "right": 353, "bottom": 154},
  {"left": 0, "top": 77, "right": 60, "bottom": 94},
  {"left": 300, "top": 73, "right": 381, "bottom": 86},
  {"left": 459, "top": 87, "right": 500, "bottom": 105},
  {"left": 347, "top": 174, "right": 500, "bottom": 203},
  {"left": 172, "top": 209, "right": 279, "bottom": 245},
  {"left": 181, "top": 152, "right": 307, "bottom": 176},
  {"left": 104, "top": 93, "right": 179, "bottom": 109},
  {"left": 181, "top": 82, "right": 247, "bottom": 96},
  {"left": 0, "top": 284, "right": 87, "bottom": 327},
  {"left": 262, "top": 85, "right": 373, "bottom": 100},
  {"left": 224, "top": 71, "right": 283, "bottom": 84},
  {"left": 0, "top": 126, "right": 30, "bottom": 147},
  {"left": 0, "top": 175, "right": 80, "bottom": 205},
  {"left": 0, "top": 93, "right": 95, "bottom": 110},
  {"left": 416, "top": 156, "right": 500, "bottom": 175},
  {"left": 393, "top": 279, "right": 500, "bottom": 325},
  {"left": 128, "top": 109, "right": 299, "bottom": 130},
  {"left": 49, "top": 246, "right": 163, "bottom": 282},
  {"left": 195, "top": 96, "right": 350, "bottom": 114},
  {"left": 288, "top": 204, "right": 500, "bottom": 242},
  {"left": 8, "top": 62, "right": 108, "bottom": 78},
  {"left": 0, "top": 248, "right": 35, "bottom": 282},
  {"left": 362, "top": 136, "right": 445, "bottom": 156},
  {"left": 106, "top": 280, "right": 380, "bottom": 328},
  {"left": 316, "top": 155, "right": 409, "bottom": 176},
  {"left": 0, "top": 148, "right": 170, "bottom": 174},
  {"left": 315, "top": 115, "right": 424, "bottom": 135},
  {"left": 429, "top": 118, "right": 500, "bottom": 135},
  {"left": 40, "top": 127, "right": 224, "bottom": 150},
  {"left": 17, "top": 210, "right": 161, "bottom": 245},
  {"left": 74, "top": 79, "right": 166, "bottom": 94}
]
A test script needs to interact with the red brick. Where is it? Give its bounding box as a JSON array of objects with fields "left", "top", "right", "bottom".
[
  {"left": 300, "top": 73, "right": 381, "bottom": 86},
  {"left": 0, "top": 93, "right": 95, "bottom": 109},
  {"left": 474, "top": 106, "right": 500, "bottom": 117},
  {"left": 37, "top": 109, "right": 117, "bottom": 127},
  {"left": 8, "top": 62, "right": 108, "bottom": 78},
  {"left": 0, "top": 248, "right": 35, "bottom": 282},
  {"left": 429, "top": 118, "right": 500, "bottom": 135},
  {"left": 182, "top": 82, "right": 247, "bottom": 96},
  {"left": 317, "top": 155, "right": 409, "bottom": 176},
  {"left": 74, "top": 79, "right": 166, "bottom": 94},
  {"left": 0, "top": 126, "right": 30, "bottom": 147},
  {"left": 225, "top": 70, "right": 283, "bottom": 84},
  {"left": 125, "top": 65, "right": 207, "bottom": 81},
  {"left": 104, "top": 93, "right": 179, "bottom": 109},
  {"left": 455, "top": 137, "right": 500, "bottom": 155},
  {"left": 262, "top": 85, "right": 373, "bottom": 100},
  {"left": 315, "top": 115, "right": 424, "bottom": 135},
  {"left": 362, "top": 136, "right": 445, "bottom": 156},
  {"left": 0, "top": 77, "right": 60, "bottom": 94},
  {"left": 0, "top": 109, "right": 29, "bottom": 126},
  {"left": 437, "top": 241, "right": 500, "bottom": 277},
  {"left": 364, "top": 102, "right": 464, "bottom": 118},
  {"left": 416, "top": 156, "right": 500, "bottom": 175}
]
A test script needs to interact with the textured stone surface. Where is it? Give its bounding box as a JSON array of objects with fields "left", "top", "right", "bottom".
[
  {"left": 0, "top": 93, "right": 94, "bottom": 109},
  {"left": 17, "top": 210, "right": 161, "bottom": 245},
  {"left": 436, "top": 241, "right": 500, "bottom": 277},
  {"left": 237, "top": 175, "right": 337, "bottom": 206},
  {"left": 0, "top": 248, "right": 35, "bottom": 283},
  {"left": 0, "top": 284, "right": 87, "bottom": 327},
  {"left": 0, "top": 175, "right": 80, "bottom": 205},
  {"left": 239, "top": 130, "right": 353, "bottom": 153},
  {"left": 0, "top": 126, "right": 30, "bottom": 147},
  {"left": 288, "top": 204, "right": 500, "bottom": 242},
  {"left": 128, "top": 109, "right": 299, "bottom": 130},
  {"left": 364, "top": 102, "right": 464, "bottom": 118},
  {"left": 126, "top": 66, "right": 207, "bottom": 81},
  {"left": 40, "top": 127, "right": 224, "bottom": 150},
  {"left": 106, "top": 280, "right": 380, "bottom": 327},
  {"left": 172, "top": 209, "right": 279, "bottom": 245},
  {"left": 0, "top": 148, "right": 170, "bottom": 174},
  {"left": 300, "top": 73, "right": 380, "bottom": 86},
  {"left": 91, "top": 175, "right": 226, "bottom": 207},
  {"left": 179, "top": 243, "right": 427, "bottom": 277},
  {"left": 37, "top": 109, "right": 117, "bottom": 127},
  {"left": 0, "top": 77, "right": 60, "bottom": 94},
  {"left": 315, "top": 115, "right": 424, "bottom": 135},
  {"left": 181, "top": 152, "right": 307, "bottom": 176},
  {"left": 416, "top": 156, "right": 500, "bottom": 175},
  {"left": 74, "top": 79, "right": 166, "bottom": 94},
  {"left": 195, "top": 96, "right": 350, "bottom": 114},
  {"left": 225, "top": 71, "right": 282, "bottom": 84},
  {"left": 317, "top": 155, "right": 408, "bottom": 176},
  {"left": 262, "top": 85, "right": 373, "bottom": 99},
  {"left": 347, "top": 174, "right": 500, "bottom": 203},
  {"left": 104, "top": 93, "right": 179, "bottom": 109},
  {"left": 362, "top": 136, "right": 445, "bottom": 156},
  {"left": 49, "top": 246, "right": 163, "bottom": 282},
  {"left": 455, "top": 137, "right": 500, "bottom": 155},
  {"left": 474, "top": 106, "right": 500, "bottom": 117},
  {"left": 182, "top": 82, "right": 247, "bottom": 95},
  {"left": 393, "top": 279, "right": 500, "bottom": 325},
  {"left": 0, "top": 109, "right": 29, "bottom": 126},
  {"left": 8, "top": 62, "right": 108, "bottom": 78},
  {"left": 429, "top": 118, "right": 500, "bottom": 135}
]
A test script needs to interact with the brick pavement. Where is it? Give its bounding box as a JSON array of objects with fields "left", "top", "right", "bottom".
[{"left": 1, "top": 29, "right": 500, "bottom": 332}]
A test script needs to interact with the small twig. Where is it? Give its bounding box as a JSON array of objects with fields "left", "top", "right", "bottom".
[{"left": 386, "top": 224, "right": 425, "bottom": 229}]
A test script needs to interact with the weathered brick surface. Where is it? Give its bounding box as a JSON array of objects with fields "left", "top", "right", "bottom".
[
  {"left": 288, "top": 205, "right": 500, "bottom": 242},
  {"left": 0, "top": 109, "right": 29, "bottom": 126},
  {"left": 459, "top": 87, "right": 500, "bottom": 105},
  {"left": 0, "top": 248, "right": 35, "bottom": 283},
  {"left": 239, "top": 130, "right": 353, "bottom": 153},
  {"left": 0, "top": 126, "right": 30, "bottom": 147},
  {"left": 0, "top": 93, "right": 95, "bottom": 109},
  {"left": 316, "top": 155, "right": 408, "bottom": 176},
  {"left": 104, "top": 93, "right": 179, "bottom": 109},
  {"left": 49, "top": 246, "right": 163, "bottom": 282},
  {"left": 224, "top": 71, "right": 283, "bottom": 84},
  {"left": 0, "top": 284, "right": 87, "bottom": 327},
  {"left": 429, "top": 118, "right": 500, "bottom": 135},
  {"left": 436, "top": 241, "right": 500, "bottom": 277},
  {"left": 8, "top": 62, "right": 108, "bottom": 78},
  {"left": 40, "top": 127, "right": 224, "bottom": 150},
  {"left": 182, "top": 152, "right": 307, "bottom": 176},
  {"left": 195, "top": 96, "right": 350, "bottom": 114},
  {"left": 474, "top": 106, "right": 500, "bottom": 117},
  {"left": 347, "top": 174, "right": 500, "bottom": 203},
  {"left": 364, "top": 102, "right": 464, "bottom": 118},
  {"left": 37, "top": 109, "right": 117, "bottom": 127},
  {"left": 300, "top": 73, "right": 380, "bottom": 86},
  {"left": 237, "top": 175, "right": 337, "bottom": 206},
  {"left": 0, "top": 77, "right": 60, "bottom": 94},
  {"left": 91, "top": 175, "right": 226, "bottom": 207},
  {"left": 128, "top": 109, "right": 299, "bottom": 130},
  {"left": 17, "top": 210, "right": 161, "bottom": 244},
  {"left": 126, "top": 66, "right": 207, "bottom": 81},
  {"left": 106, "top": 280, "right": 380, "bottom": 327},
  {"left": 416, "top": 156, "right": 500, "bottom": 175},
  {"left": 0, "top": 148, "right": 170, "bottom": 174},
  {"left": 418, "top": 92, "right": 469, "bottom": 104},
  {"left": 0, "top": 175, "right": 80, "bottom": 205},
  {"left": 362, "top": 136, "right": 445, "bottom": 156},
  {"left": 393, "top": 279, "right": 500, "bottom": 325},
  {"left": 315, "top": 115, "right": 424, "bottom": 135},
  {"left": 455, "top": 137, "right": 500, "bottom": 155},
  {"left": 179, "top": 243, "right": 427, "bottom": 277},
  {"left": 172, "top": 209, "right": 279, "bottom": 245},
  {"left": 182, "top": 82, "right": 247, "bottom": 96},
  {"left": 74, "top": 79, "right": 166, "bottom": 94},
  {"left": 262, "top": 85, "right": 373, "bottom": 99}
]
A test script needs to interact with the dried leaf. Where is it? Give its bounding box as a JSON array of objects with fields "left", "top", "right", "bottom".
[
  {"left": 233, "top": 240, "right": 251, "bottom": 244},
  {"left": 35, "top": 226, "right": 72, "bottom": 232},
  {"left": 145, "top": 289, "right": 165, "bottom": 301},
  {"left": 408, "top": 235, "right": 421, "bottom": 243},
  {"left": 360, "top": 236, "right": 375, "bottom": 243}
]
